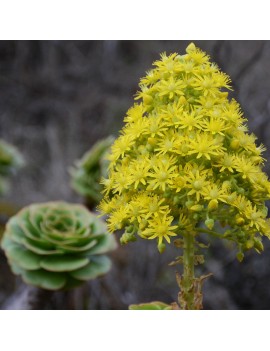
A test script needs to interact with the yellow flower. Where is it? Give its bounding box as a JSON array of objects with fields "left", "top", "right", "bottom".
[
  {"left": 153, "top": 52, "right": 181, "bottom": 75},
  {"left": 222, "top": 112, "right": 244, "bottom": 130},
  {"left": 148, "top": 159, "right": 177, "bottom": 191},
  {"left": 244, "top": 203, "right": 266, "bottom": 231},
  {"left": 201, "top": 118, "right": 229, "bottom": 135},
  {"left": 214, "top": 154, "right": 237, "bottom": 173},
  {"left": 171, "top": 173, "right": 186, "bottom": 193},
  {"left": 107, "top": 205, "right": 130, "bottom": 232},
  {"left": 188, "top": 133, "right": 224, "bottom": 160},
  {"left": 124, "top": 103, "right": 145, "bottom": 123},
  {"left": 155, "top": 132, "right": 181, "bottom": 155},
  {"left": 142, "top": 114, "right": 169, "bottom": 138},
  {"left": 158, "top": 76, "right": 186, "bottom": 100},
  {"left": 234, "top": 156, "right": 260, "bottom": 180},
  {"left": 122, "top": 117, "right": 150, "bottom": 139},
  {"left": 161, "top": 100, "right": 184, "bottom": 125},
  {"left": 177, "top": 110, "right": 203, "bottom": 131},
  {"left": 129, "top": 160, "right": 151, "bottom": 189},
  {"left": 140, "top": 69, "right": 160, "bottom": 86},
  {"left": 111, "top": 166, "right": 132, "bottom": 194},
  {"left": 110, "top": 134, "right": 135, "bottom": 161},
  {"left": 140, "top": 194, "right": 170, "bottom": 219},
  {"left": 202, "top": 184, "right": 228, "bottom": 204},
  {"left": 141, "top": 214, "right": 178, "bottom": 245},
  {"left": 231, "top": 195, "right": 250, "bottom": 213},
  {"left": 185, "top": 170, "right": 209, "bottom": 202},
  {"left": 178, "top": 212, "right": 194, "bottom": 232}
]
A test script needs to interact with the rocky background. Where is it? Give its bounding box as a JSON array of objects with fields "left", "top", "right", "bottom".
[{"left": 1, "top": 40, "right": 270, "bottom": 309}]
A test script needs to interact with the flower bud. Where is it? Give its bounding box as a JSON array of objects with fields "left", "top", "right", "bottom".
[
  {"left": 143, "top": 94, "right": 153, "bottom": 105},
  {"left": 222, "top": 181, "right": 231, "bottom": 190},
  {"left": 147, "top": 137, "right": 157, "bottom": 146},
  {"left": 235, "top": 215, "right": 245, "bottom": 226},
  {"left": 139, "top": 219, "right": 148, "bottom": 230},
  {"left": 186, "top": 200, "right": 194, "bottom": 208},
  {"left": 245, "top": 239, "right": 254, "bottom": 249},
  {"left": 237, "top": 187, "right": 245, "bottom": 195},
  {"left": 224, "top": 230, "right": 232, "bottom": 238},
  {"left": 193, "top": 213, "right": 199, "bottom": 220},
  {"left": 179, "top": 96, "right": 187, "bottom": 105},
  {"left": 173, "top": 196, "right": 181, "bottom": 204},
  {"left": 205, "top": 218, "right": 214, "bottom": 230},
  {"left": 158, "top": 243, "right": 166, "bottom": 253},
  {"left": 230, "top": 139, "right": 240, "bottom": 150},
  {"left": 227, "top": 192, "right": 237, "bottom": 203},
  {"left": 186, "top": 42, "right": 196, "bottom": 53},
  {"left": 254, "top": 238, "right": 264, "bottom": 252},
  {"left": 120, "top": 231, "right": 137, "bottom": 245},
  {"left": 190, "top": 204, "right": 204, "bottom": 212},
  {"left": 236, "top": 252, "right": 244, "bottom": 262},
  {"left": 208, "top": 199, "right": 218, "bottom": 211}
]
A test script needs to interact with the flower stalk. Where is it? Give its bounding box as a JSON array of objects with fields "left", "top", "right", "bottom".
[{"left": 181, "top": 232, "right": 196, "bottom": 309}]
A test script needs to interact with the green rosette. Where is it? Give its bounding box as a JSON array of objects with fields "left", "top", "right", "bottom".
[
  {"left": 0, "top": 139, "right": 24, "bottom": 195},
  {"left": 1, "top": 201, "right": 117, "bottom": 290},
  {"left": 70, "top": 136, "right": 114, "bottom": 205}
]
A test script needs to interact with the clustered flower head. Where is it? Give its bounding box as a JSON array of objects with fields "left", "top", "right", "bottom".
[
  {"left": 0, "top": 139, "right": 24, "bottom": 195},
  {"left": 1, "top": 201, "right": 117, "bottom": 290},
  {"left": 99, "top": 43, "right": 270, "bottom": 257}
]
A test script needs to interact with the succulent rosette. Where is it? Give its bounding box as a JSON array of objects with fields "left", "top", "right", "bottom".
[
  {"left": 0, "top": 139, "right": 24, "bottom": 195},
  {"left": 1, "top": 201, "right": 117, "bottom": 290},
  {"left": 70, "top": 136, "right": 114, "bottom": 206}
]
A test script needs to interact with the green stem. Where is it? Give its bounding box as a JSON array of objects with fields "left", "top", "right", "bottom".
[
  {"left": 181, "top": 232, "right": 196, "bottom": 309},
  {"left": 195, "top": 227, "right": 224, "bottom": 239}
]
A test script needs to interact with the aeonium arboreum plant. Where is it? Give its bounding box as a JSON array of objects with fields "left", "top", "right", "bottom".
[
  {"left": 1, "top": 201, "right": 117, "bottom": 290},
  {"left": 99, "top": 43, "right": 270, "bottom": 310}
]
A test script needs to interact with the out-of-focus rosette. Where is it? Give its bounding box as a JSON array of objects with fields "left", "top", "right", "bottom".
[{"left": 1, "top": 201, "right": 117, "bottom": 290}]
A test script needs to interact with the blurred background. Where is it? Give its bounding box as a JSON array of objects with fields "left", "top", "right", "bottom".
[{"left": 1, "top": 40, "right": 270, "bottom": 309}]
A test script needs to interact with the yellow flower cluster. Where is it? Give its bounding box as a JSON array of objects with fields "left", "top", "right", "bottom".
[{"left": 99, "top": 43, "right": 270, "bottom": 255}]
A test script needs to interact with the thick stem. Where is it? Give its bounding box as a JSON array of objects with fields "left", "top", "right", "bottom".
[{"left": 181, "top": 232, "right": 196, "bottom": 309}]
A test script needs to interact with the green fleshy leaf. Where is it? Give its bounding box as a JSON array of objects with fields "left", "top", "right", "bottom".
[
  {"left": 4, "top": 242, "right": 41, "bottom": 270},
  {"left": 22, "top": 238, "right": 63, "bottom": 255},
  {"left": 90, "top": 219, "right": 108, "bottom": 235},
  {"left": 9, "top": 260, "right": 26, "bottom": 275},
  {"left": 70, "top": 255, "right": 111, "bottom": 281},
  {"left": 22, "top": 218, "right": 42, "bottom": 238},
  {"left": 85, "top": 234, "right": 117, "bottom": 255},
  {"left": 6, "top": 219, "right": 25, "bottom": 244},
  {"left": 129, "top": 301, "right": 173, "bottom": 310},
  {"left": 45, "top": 232, "right": 93, "bottom": 246},
  {"left": 71, "top": 175, "right": 102, "bottom": 201},
  {"left": 22, "top": 270, "right": 66, "bottom": 290},
  {"left": 64, "top": 275, "right": 85, "bottom": 289},
  {"left": 1, "top": 235, "right": 13, "bottom": 251},
  {"left": 20, "top": 226, "right": 56, "bottom": 249},
  {"left": 40, "top": 256, "right": 89, "bottom": 272},
  {"left": 60, "top": 239, "right": 98, "bottom": 253}
]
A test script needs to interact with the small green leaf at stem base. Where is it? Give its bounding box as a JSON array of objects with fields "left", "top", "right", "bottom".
[{"left": 129, "top": 301, "right": 173, "bottom": 310}]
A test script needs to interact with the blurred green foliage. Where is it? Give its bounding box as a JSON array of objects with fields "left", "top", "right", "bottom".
[
  {"left": 1, "top": 201, "right": 117, "bottom": 290},
  {"left": 0, "top": 139, "right": 24, "bottom": 195},
  {"left": 70, "top": 136, "right": 114, "bottom": 208}
]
